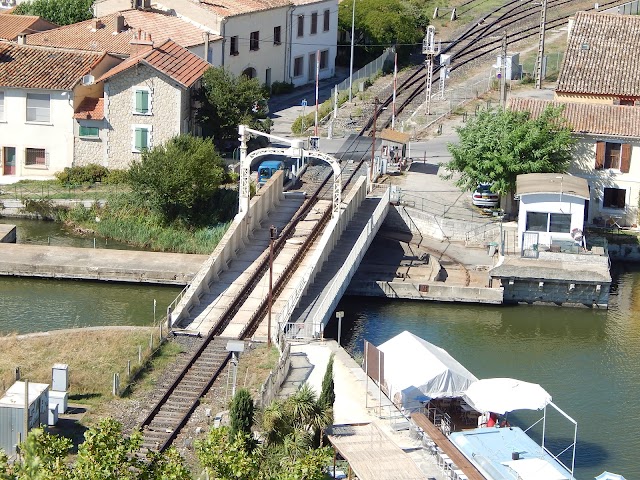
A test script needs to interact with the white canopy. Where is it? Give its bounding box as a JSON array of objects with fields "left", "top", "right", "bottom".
[
  {"left": 502, "top": 458, "right": 569, "bottom": 480},
  {"left": 463, "top": 378, "right": 552, "bottom": 415},
  {"left": 378, "top": 331, "right": 478, "bottom": 409},
  {"left": 595, "top": 472, "right": 626, "bottom": 480}
]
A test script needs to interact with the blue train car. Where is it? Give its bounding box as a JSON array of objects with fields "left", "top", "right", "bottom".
[{"left": 257, "top": 159, "right": 290, "bottom": 186}]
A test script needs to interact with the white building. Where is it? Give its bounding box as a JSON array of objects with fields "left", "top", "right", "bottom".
[
  {"left": 0, "top": 41, "right": 119, "bottom": 178},
  {"left": 516, "top": 173, "right": 589, "bottom": 250}
]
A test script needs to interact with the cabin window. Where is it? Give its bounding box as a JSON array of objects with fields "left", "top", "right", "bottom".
[
  {"left": 549, "top": 213, "right": 571, "bottom": 233},
  {"left": 526, "top": 212, "right": 571, "bottom": 233}
]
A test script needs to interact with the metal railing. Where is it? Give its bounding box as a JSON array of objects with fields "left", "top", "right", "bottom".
[{"left": 331, "top": 47, "right": 395, "bottom": 100}]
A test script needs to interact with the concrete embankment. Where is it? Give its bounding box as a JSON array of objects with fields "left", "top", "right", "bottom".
[
  {"left": 0, "top": 224, "right": 16, "bottom": 243},
  {"left": 0, "top": 243, "right": 207, "bottom": 285}
]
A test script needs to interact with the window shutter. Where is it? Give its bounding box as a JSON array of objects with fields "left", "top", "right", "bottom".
[
  {"left": 136, "top": 90, "right": 149, "bottom": 113},
  {"left": 135, "top": 128, "right": 143, "bottom": 150},
  {"left": 595, "top": 141, "right": 605, "bottom": 169},
  {"left": 140, "top": 128, "right": 148, "bottom": 149},
  {"left": 621, "top": 143, "right": 632, "bottom": 173}
]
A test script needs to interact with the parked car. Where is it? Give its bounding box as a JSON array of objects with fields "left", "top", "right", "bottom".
[{"left": 472, "top": 183, "right": 500, "bottom": 207}]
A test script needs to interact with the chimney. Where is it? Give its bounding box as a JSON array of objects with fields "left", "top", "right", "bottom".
[
  {"left": 129, "top": 29, "right": 154, "bottom": 56},
  {"left": 113, "top": 14, "right": 125, "bottom": 33},
  {"left": 17, "top": 33, "right": 26, "bottom": 44},
  {"left": 92, "top": 19, "right": 103, "bottom": 31}
]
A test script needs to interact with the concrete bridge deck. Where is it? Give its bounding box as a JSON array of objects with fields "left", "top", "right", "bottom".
[{"left": 0, "top": 243, "right": 207, "bottom": 285}]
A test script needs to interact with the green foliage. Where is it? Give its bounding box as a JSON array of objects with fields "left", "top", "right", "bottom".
[
  {"left": 443, "top": 106, "right": 575, "bottom": 195},
  {"left": 102, "top": 169, "right": 129, "bottom": 185},
  {"left": 128, "top": 134, "right": 226, "bottom": 225},
  {"left": 21, "top": 198, "right": 66, "bottom": 220},
  {"left": 197, "top": 67, "right": 271, "bottom": 150},
  {"left": 196, "top": 427, "right": 260, "bottom": 480},
  {"left": 13, "top": 0, "right": 92, "bottom": 25},
  {"left": 55, "top": 164, "right": 110, "bottom": 186},
  {"left": 229, "top": 388, "right": 255, "bottom": 442},
  {"left": 319, "top": 354, "right": 335, "bottom": 409},
  {"left": 291, "top": 98, "right": 334, "bottom": 135},
  {"left": 270, "top": 81, "right": 295, "bottom": 95}
]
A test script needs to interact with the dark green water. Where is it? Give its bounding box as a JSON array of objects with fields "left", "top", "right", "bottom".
[{"left": 328, "top": 264, "right": 640, "bottom": 480}]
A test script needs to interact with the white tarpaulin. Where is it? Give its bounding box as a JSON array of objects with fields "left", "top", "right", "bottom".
[
  {"left": 377, "top": 331, "right": 478, "bottom": 409},
  {"left": 463, "top": 378, "right": 552, "bottom": 414},
  {"left": 595, "top": 472, "right": 627, "bottom": 480},
  {"left": 502, "top": 458, "right": 569, "bottom": 480}
]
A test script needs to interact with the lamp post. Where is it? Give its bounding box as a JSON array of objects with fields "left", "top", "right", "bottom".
[{"left": 348, "top": 0, "right": 355, "bottom": 102}]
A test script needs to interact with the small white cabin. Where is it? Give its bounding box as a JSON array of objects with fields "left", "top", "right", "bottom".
[{"left": 516, "top": 173, "right": 589, "bottom": 250}]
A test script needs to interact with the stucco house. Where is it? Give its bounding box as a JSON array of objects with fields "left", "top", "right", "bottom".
[
  {"left": 509, "top": 98, "right": 640, "bottom": 228},
  {"left": 0, "top": 13, "right": 57, "bottom": 41},
  {"left": 75, "top": 37, "right": 210, "bottom": 168},
  {"left": 23, "top": 9, "right": 219, "bottom": 62},
  {"left": 0, "top": 41, "right": 120, "bottom": 178},
  {"left": 93, "top": 0, "right": 337, "bottom": 88}
]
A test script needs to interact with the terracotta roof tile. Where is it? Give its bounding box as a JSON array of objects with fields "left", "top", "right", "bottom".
[
  {"left": 0, "top": 41, "right": 104, "bottom": 90},
  {"left": 195, "top": 0, "right": 291, "bottom": 17},
  {"left": 0, "top": 14, "right": 57, "bottom": 40},
  {"left": 74, "top": 97, "right": 104, "bottom": 120},
  {"left": 26, "top": 9, "right": 218, "bottom": 55},
  {"left": 557, "top": 11, "right": 640, "bottom": 97},
  {"left": 508, "top": 97, "right": 640, "bottom": 139},
  {"left": 97, "top": 39, "right": 209, "bottom": 87}
]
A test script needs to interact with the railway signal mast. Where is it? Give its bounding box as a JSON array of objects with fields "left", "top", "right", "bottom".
[
  {"left": 422, "top": 25, "right": 440, "bottom": 115},
  {"left": 534, "top": 0, "right": 548, "bottom": 89}
]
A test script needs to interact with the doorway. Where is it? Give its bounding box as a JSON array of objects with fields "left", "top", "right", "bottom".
[{"left": 3, "top": 147, "right": 15, "bottom": 175}]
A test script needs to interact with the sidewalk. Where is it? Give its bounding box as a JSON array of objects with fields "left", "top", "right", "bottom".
[{"left": 281, "top": 340, "right": 447, "bottom": 479}]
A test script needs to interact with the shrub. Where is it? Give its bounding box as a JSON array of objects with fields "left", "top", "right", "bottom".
[
  {"left": 270, "top": 81, "right": 295, "bottom": 95},
  {"left": 55, "top": 164, "right": 109, "bottom": 186},
  {"left": 103, "top": 169, "right": 129, "bottom": 185}
]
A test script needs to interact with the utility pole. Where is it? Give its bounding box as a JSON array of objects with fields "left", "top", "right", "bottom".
[
  {"left": 534, "top": 0, "right": 548, "bottom": 89},
  {"left": 348, "top": 0, "right": 355, "bottom": 102},
  {"left": 267, "top": 225, "right": 277, "bottom": 347},
  {"left": 370, "top": 97, "right": 379, "bottom": 183},
  {"left": 500, "top": 30, "right": 508, "bottom": 109},
  {"left": 422, "top": 26, "right": 439, "bottom": 115}
]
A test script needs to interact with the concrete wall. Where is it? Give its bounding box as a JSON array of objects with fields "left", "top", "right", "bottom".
[
  {"left": 170, "top": 171, "right": 285, "bottom": 326},
  {"left": 103, "top": 64, "right": 184, "bottom": 169},
  {"left": 0, "top": 225, "right": 16, "bottom": 243},
  {"left": 74, "top": 119, "right": 107, "bottom": 166},
  {"left": 500, "top": 278, "right": 609, "bottom": 308}
]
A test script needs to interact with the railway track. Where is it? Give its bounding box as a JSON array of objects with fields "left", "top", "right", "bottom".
[
  {"left": 360, "top": 0, "right": 631, "bottom": 135},
  {"left": 138, "top": 134, "right": 373, "bottom": 453}
]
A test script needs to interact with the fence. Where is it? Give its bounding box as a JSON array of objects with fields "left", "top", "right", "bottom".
[
  {"left": 399, "top": 191, "right": 498, "bottom": 222},
  {"left": 603, "top": 0, "right": 640, "bottom": 14},
  {"left": 0, "top": 182, "right": 127, "bottom": 201},
  {"left": 258, "top": 342, "right": 291, "bottom": 408},
  {"left": 331, "top": 47, "right": 395, "bottom": 101}
]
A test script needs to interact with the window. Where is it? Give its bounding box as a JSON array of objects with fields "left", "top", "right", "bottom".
[
  {"left": 297, "top": 15, "right": 304, "bottom": 37},
  {"left": 79, "top": 125, "right": 99, "bottom": 138},
  {"left": 230, "top": 36, "right": 239, "bottom": 55},
  {"left": 319, "top": 49, "right": 328, "bottom": 69},
  {"left": 595, "top": 141, "right": 631, "bottom": 172},
  {"left": 603, "top": 187, "right": 626, "bottom": 209},
  {"left": 249, "top": 31, "right": 259, "bottom": 51},
  {"left": 310, "top": 12, "right": 317, "bottom": 34},
  {"left": 132, "top": 125, "right": 151, "bottom": 152},
  {"left": 293, "top": 56, "right": 304, "bottom": 77},
  {"left": 323, "top": 9, "right": 330, "bottom": 31},
  {"left": 133, "top": 88, "right": 151, "bottom": 115},
  {"left": 549, "top": 213, "right": 571, "bottom": 233},
  {"left": 26, "top": 93, "right": 50, "bottom": 123},
  {"left": 0, "top": 91, "right": 4, "bottom": 121},
  {"left": 25, "top": 148, "right": 46, "bottom": 167},
  {"left": 526, "top": 212, "right": 572, "bottom": 233},
  {"left": 273, "top": 26, "right": 281, "bottom": 45}
]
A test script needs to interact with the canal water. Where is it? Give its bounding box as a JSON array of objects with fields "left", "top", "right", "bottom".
[
  {"left": 1, "top": 218, "right": 638, "bottom": 478},
  {"left": 328, "top": 264, "right": 640, "bottom": 480}
]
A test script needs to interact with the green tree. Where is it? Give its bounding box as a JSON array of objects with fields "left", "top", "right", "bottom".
[
  {"left": 319, "top": 354, "right": 335, "bottom": 410},
  {"left": 127, "top": 134, "right": 226, "bottom": 225},
  {"left": 197, "top": 67, "right": 271, "bottom": 151},
  {"left": 338, "top": 0, "right": 422, "bottom": 61},
  {"left": 443, "top": 106, "right": 574, "bottom": 196},
  {"left": 14, "top": 0, "right": 92, "bottom": 25},
  {"left": 229, "top": 388, "right": 255, "bottom": 442},
  {"left": 196, "top": 427, "right": 260, "bottom": 480}
]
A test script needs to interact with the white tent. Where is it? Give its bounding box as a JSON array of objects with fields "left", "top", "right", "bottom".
[
  {"left": 463, "top": 378, "right": 552, "bottom": 414},
  {"left": 377, "top": 331, "right": 478, "bottom": 409}
]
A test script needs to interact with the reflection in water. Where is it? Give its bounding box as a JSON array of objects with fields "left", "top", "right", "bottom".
[{"left": 330, "top": 265, "right": 640, "bottom": 480}]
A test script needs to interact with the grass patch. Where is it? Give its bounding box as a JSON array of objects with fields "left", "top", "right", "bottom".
[
  {"left": 234, "top": 343, "right": 280, "bottom": 399},
  {"left": 0, "top": 328, "right": 170, "bottom": 404},
  {"left": 0, "top": 180, "right": 128, "bottom": 201}
]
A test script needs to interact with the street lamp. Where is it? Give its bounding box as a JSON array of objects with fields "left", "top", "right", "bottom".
[{"left": 348, "top": 0, "right": 355, "bottom": 102}]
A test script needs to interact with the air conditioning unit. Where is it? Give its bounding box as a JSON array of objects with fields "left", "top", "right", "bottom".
[{"left": 81, "top": 74, "right": 95, "bottom": 86}]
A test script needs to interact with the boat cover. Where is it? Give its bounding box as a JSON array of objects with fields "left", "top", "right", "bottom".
[
  {"left": 501, "top": 458, "right": 569, "bottom": 480},
  {"left": 377, "top": 331, "right": 478, "bottom": 409},
  {"left": 595, "top": 472, "right": 627, "bottom": 480},
  {"left": 462, "top": 377, "right": 552, "bottom": 414}
]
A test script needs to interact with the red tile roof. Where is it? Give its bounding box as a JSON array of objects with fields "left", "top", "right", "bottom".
[
  {"left": 0, "top": 41, "right": 104, "bottom": 90},
  {"left": 508, "top": 97, "right": 640, "bottom": 139},
  {"left": 557, "top": 11, "right": 640, "bottom": 97},
  {"left": 97, "top": 39, "right": 209, "bottom": 88},
  {"left": 0, "top": 14, "right": 57, "bottom": 40},
  {"left": 196, "top": 0, "right": 291, "bottom": 17},
  {"left": 74, "top": 97, "right": 104, "bottom": 120},
  {"left": 26, "top": 9, "right": 218, "bottom": 55}
]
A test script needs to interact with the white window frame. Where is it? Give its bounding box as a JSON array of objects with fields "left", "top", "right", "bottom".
[
  {"left": 131, "top": 124, "right": 152, "bottom": 153},
  {"left": 26, "top": 93, "right": 51, "bottom": 123},
  {"left": 132, "top": 87, "right": 152, "bottom": 115},
  {"left": 0, "top": 91, "right": 5, "bottom": 122}
]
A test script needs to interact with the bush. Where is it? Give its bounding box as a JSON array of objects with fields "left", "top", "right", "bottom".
[
  {"left": 103, "top": 169, "right": 129, "bottom": 185},
  {"left": 55, "top": 164, "right": 109, "bottom": 186},
  {"left": 270, "top": 81, "right": 295, "bottom": 95},
  {"left": 520, "top": 74, "right": 535, "bottom": 85}
]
